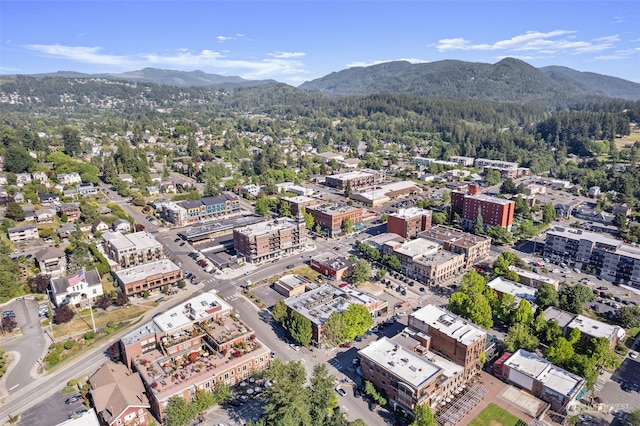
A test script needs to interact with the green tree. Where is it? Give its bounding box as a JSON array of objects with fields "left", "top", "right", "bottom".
[
  {"left": 500, "top": 178, "right": 517, "bottom": 195},
  {"left": 5, "top": 202, "right": 25, "bottom": 221},
  {"left": 62, "top": 126, "right": 82, "bottom": 157},
  {"left": 344, "top": 180, "right": 352, "bottom": 198},
  {"left": 309, "top": 364, "right": 337, "bottom": 426},
  {"left": 263, "top": 360, "right": 311, "bottom": 426},
  {"left": 4, "top": 144, "right": 34, "bottom": 173},
  {"left": 558, "top": 284, "right": 595, "bottom": 314},
  {"left": 288, "top": 311, "right": 313, "bottom": 346},
  {"left": 568, "top": 355, "right": 598, "bottom": 390},
  {"left": 567, "top": 327, "right": 581, "bottom": 346},
  {"left": 255, "top": 197, "right": 273, "bottom": 218},
  {"left": 164, "top": 396, "right": 196, "bottom": 426},
  {"left": 532, "top": 311, "right": 547, "bottom": 337},
  {"left": 342, "top": 217, "right": 354, "bottom": 234},
  {"left": 494, "top": 294, "right": 516, "bottom": 323},
  {"left": 627, "top": 408, "right": 640, "bottom": 426},
  {"left": 301, "top": 207, "right": 315, "bottom": 230},
  {"left": 411, "top": 404, "right": 436, "bottom": 426},
  {"left": 279, "top": 200, "right": 292, "bottom": 218},
  {"left": 588, "top": 337, "right": 621, "bottom": 370},
  {"left": 616, "top": 306, "right": 640, "bottom": 328},
  {"left": 542, "top": 202, "right": 556, "bottom": 224},
  {"left": 511, "top": 300, "right": 534, "bottom": 326},
  {"left": 323, "top": 311, "right": 343, "bottom": 346},
  {"left": 341, "top": 304, "right": 373, "bottom": 341},
  {"left": 212, "top": 382, "right": 232, "bottom": 404},
  {"left": 543, "top": 321, "right": 563, "bottom": 344},
  {"left": 513, "top": 220, "right": 536, "bottom": 240},
  {"left": 484, "top": 169, "right": 501, "bottom": 186},
  {"left": 382, "top": 254, "right": 401, "bottom": 271},
  {"left": 485, "top": 225, "right": 513, "bottom": 245},
  {"left": 503, "top": 323, "right": 539, "bottom": 352},
  {"left": 545, "top": 337, "right": 575, "bottom": 366},
  {"left": 473, "top": 210, "right": 484, "bottom": 235},
  {"left": 272, "top": 299, "right": 288, "bottom": 324},
  {"left": 464, "top": 295, "right": 493, "bottom": 329},
  {"left": 350, "top": 259, "right": 371, "bottom": 285},
  {"left": 535, "top": 284, "right": 559, "bottom": 310},
  {"left": 192, "top": 390, "right": 215, "bottom": 413},
  {"left": 375, "top": 268, "right": 387, "bottom": 282}
]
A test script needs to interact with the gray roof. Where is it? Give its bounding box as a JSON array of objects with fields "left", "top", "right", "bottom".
[
  {"left": 51, "top": 268, "right": 101, "bottom": 294},
  {"left": 35, "top": 246, "right": 66, "bottom": 262}
]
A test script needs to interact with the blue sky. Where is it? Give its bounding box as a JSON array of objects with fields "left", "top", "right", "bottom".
[{"left": 1, "top": 1, "right": 639, "bottom": 85}]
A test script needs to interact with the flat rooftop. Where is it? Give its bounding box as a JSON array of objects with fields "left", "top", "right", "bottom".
[
  {"left": 413, "top": 249, "right": 462, "bottom": 266},
  {"left": 180, "top": 215, "right": 264, "bottom": 239},
  {"left": 113, "top": 259, "right": 181, "bottom": 285},
  {"left": 410, "top": 304, "right": 486, "bottom": 346},
  {"left": 419, "top": 225, "right": 490, "bottom": 249},
  {"left": 362, "top": 232, "right": 404, "bottom": 247},
  {"left": 328, "top": 170, "right": 374, "bottom": 180},
  {"left": 359, "top": 337, "right": 442, "bottom": 389},
  {"left": 462, "top": 193, "right": 515, "bottom": 205},
  {"left": 310, "top": 253, "right": 353, "bottom": 269},
  {"left": 153, "top": 291, "right": 232, "bottom": 333},
  {"left": 390, "top": 207, "right": 431, "bottom": 219},
  {"left": 281, "top": 195, "right": 317, "bottom": 204},
  {"left": 505, "top": 349, "right": 584, "bottom": 397},
  {"left": 235, "top": 217, "right": 300, "bottom": 237},
  {"left": 487, "top": 277, "right": 537, "bottom": 302},
  {"left": 103, "top": 231, "right": 162, "bottom": 251},
  {"left": 567, "top": 314, "right": 622, "bottom": 340},
  {"left": 308, "top": 203, "right": 362, "bottom": 215},
  {"left": 393, "top": 239, "right": 440, "bottom": 258},
  {"left": 509, "top": 266, "right": 559, "bottom": 286},
  {"left": 547, "top": 226, "right": 621, "bottom": 248}
]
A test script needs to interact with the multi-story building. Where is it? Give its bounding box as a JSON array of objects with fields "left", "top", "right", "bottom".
[
  {"left": 113, "top": 259, "right": 183, "bottom": 297},
  {"left": 309, "top": 253, "right": 354, "bottom": 281},
  {"left": 418, "top": 225, "right": 491, "bottom": 269},
  {"left": 360, "top": 232, "right": 405, "bottom": 251},
  {"left": 7, "top": 224, "right": 39, "bottom": 242},
  {"left": 34, "top": 246, "right": 67, "bottom": 278},
  {"left": 279, "top": 195, "right": 321, "bottom": 216},
  {"left": 59, "top": 203, "right": 81, "bottom": 222},
  {"left": 57, "top": 172, "right": 82, "bottom": 185},
  {"left": 155, "top": 193, "right": 241, "bottom": 226},
  {"left": 494, "top": 349, "right": 585, "bottom": 412},
  {"left": 49, "top": 268, "right": 103, "bottom": 307},
  {"left": 487, "top": 277, "right": 537, "bottom": 305},
  {"left": 411, "top": 249, "right": 466, "bottom": 286},
  {"left": 407, "top": 305, "right": 486, "bottom": 379},
  {"left": 386, "top": 208, "right": 432, "bottom": 239},
  {"left": 325, "top": 170, "right": 383, "bottom": 190},
  {"left": 451, "top": 184, "right": 515, "bottom": 230},
  {"left": 120, "top": 292, "right": 271, "bottom": 422},
  {"left": 544, "top": 307, "right": 625, "bottom": 348},
  {"left": 508, "top": 265, "right": 559, "bottom": 290},
  {"left": 473, "top": 158, "right": 530, "bottom": 178},
  {"left": 449, "top": 156, "right": 475, "bottom": 167},
  {"left": 233, "top": 216, "right": 306, "bottom": 264},
  {"left": 306, "top": 203, "right": 364, "bottom": 238},
  {"left": 102, "top": 231, "right": 165, "bottom": 269},
  {"left": 544, "top": 226, "right": 640, "bottom": 287},
  {"left": 284, "top": 284, "right": 388, "bottom": 345},
  {"left": 382, "top": 239, "right": 441, "bottom": 276}
]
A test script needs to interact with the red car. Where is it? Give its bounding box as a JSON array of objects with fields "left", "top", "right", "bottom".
[
  {"left": 339, "top": 282, "right": 348, "bottom": 288},
  {"left": 339, "top": 343, "right": 351, "bottom": 348}
]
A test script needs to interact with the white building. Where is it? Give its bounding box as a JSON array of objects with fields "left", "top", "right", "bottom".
[{"left": 49, "top": 268, "right": 104, "bottom": 307}]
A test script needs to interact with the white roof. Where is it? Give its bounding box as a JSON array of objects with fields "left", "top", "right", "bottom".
[
  {"left": 153, "top": 291, "right": 231, "bottom": 332},
  {"left": 410, "top": 305, "right": 486, "bottom": 346},
  {"left": 359, "top": 337, "right": 441, "bottom": 388},
  {"left": 103, "top": 231, "right": 162, "bottom": 251},
  {"left": 487, "top": 277, "right": 537, "bottom": 302},
  {"left": 568, "top": 315, "right": 622, "bottom": 341},
  {"left": 509, "top": 266, "right": 559, "bottom": 286},
  {"left": 393, "top": 239, "right": 440, "bottom": 258},
  {"left": 390, "top": 207, "right": 431, "bottom": 219},
  {"left": 504, "top": 349, "right": 584, "bottom": 397},
  {"left": 113, "top": 259, "right": 181, "bottom": 285}
]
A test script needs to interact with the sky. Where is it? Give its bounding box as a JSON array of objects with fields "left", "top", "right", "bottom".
[{"left": 1, "top": 0, "right": 639, "bottom": 86}]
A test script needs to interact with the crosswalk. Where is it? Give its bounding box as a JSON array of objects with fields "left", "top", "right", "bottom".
[{"left": 593, "top": 376, "right": 607, "bottom": 392}]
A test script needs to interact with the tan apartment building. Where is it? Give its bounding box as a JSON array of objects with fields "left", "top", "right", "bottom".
[
  {"left": 280, "top": 195, "right": 321, "bottom": 216},
  {"left": 412, "top": 250, "right": 466, "bottom": 286},
  {"left": 233, "top": 216, "right": 307, "bottom": 264},
  {"left": 102, "top": 231, "right": 165, "bottom": 269},
  {"left": 418, "top": 225, "right": 491, "bottom": 269}
]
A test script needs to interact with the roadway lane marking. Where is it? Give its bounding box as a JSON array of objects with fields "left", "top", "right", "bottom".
[{"left": 9, "top": 384, "right": 20, "bottom": 390}]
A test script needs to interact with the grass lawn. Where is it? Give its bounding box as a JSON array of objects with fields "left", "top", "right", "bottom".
[
  {"left": 615, "top": 131, "right": 640, "bottom": 149},
  {"left": 289, "top": 265, "right": 322, "bottom": 281},
  {"left": 468, "top": 403, "right": 523, "bottom": 426},
  {"left": 52, "top": 305, "right": 148, "bottom": 339}
]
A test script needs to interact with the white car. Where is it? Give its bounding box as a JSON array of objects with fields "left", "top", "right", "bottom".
[
  {"left": 290, "top": 343, "right": 300, "bottom": 351},
  {"left": 396, "top": 311, "right": 407, "bottom": 317},
  {"left": 630, "top": 351, "right": 638, "bottom": 360}
]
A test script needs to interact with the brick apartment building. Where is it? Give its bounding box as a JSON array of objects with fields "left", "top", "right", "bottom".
[
  {"left": 386, "top": 208, "right": 432, "bottom": 239},
  {"left": 112, "top": 259, "right": 183, "bottom": 297},
  {"left": 407, "top": 305, "right": 486, "bottom": 379},
  {"left": 309, "top": 253, "right": 354, "bottom": 281},
  {"left": 279, "top": 195, "right": 321, "bottom": 216},
  {"left": 451, "top": 184, "right": 515, "bottom": 230},
  {"left": 233, "top": 216, "right": 307, "bottom": 264},
  {"left": 325, "top": 170, "right": 381, "bottom": 190},
  {"left": 418, "top": 225, "right": 491, "bottom": 269},
  {"left": 306, "top": 203, "right": 364, "bottom": 238}
]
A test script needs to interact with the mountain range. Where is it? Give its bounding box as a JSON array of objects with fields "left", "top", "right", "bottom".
[{"left": 4, "top": 58, "right": 640, "bottom": 106}]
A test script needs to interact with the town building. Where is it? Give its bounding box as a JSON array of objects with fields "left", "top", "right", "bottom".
[
  {"left": 360, "top": 233, "right": 405, "bottom": 251},
  {"left": 411, "top": 249, "right": 466, "bottom": 286},
  {"left": 473, "top": 158, "right": 530, "bottom": 178},
  {"left": 120, "top": 292, "right": 271, "bottom": 421},
  {"left": 89, "top": 361, "right": 151, "bottom": 426},
  {"left": 494, "top": 349, "right": 585, "bottom": 412},
  {"left": 49, "top": 268, "right": 103, "bottom": 307},
  {"left": 233, "top": 216, "right": 306, "bottom": 264},
  {"left": 407, "top": 305, "right": 486, "bottom": 379},
  {"left": 102, "top": 231, "right": 165, "bottom": 269},
  {"left": 418, "top": 225, "right": 491, "bottom": 269},
  {"left": 544, "top": 226, "right": 640, "bottom": 287},
  {"left": 279, "top": 195, "right": 321, "bottom": 216},
  {"left": 8, "top": 224, "right": 39, "bottom": 242},
  {"left": 325, "top": 170, "right": 379, "bottom": 190},
  {"left": 59, "top": 203, "right": 81, "bottom": 222},
  {"left": 273, "top": 274, "right": 310, "bottom": 297},
  {"left": 284, "top": 284, "right": 388, "bottom": 345},
  {"left": 34, "top": 246, "right": 67, "bottom": 278},
  {"left": 508, "top": 266, "right": 559, "bottom": 290},
  {"left": 306, "top": 203, "right": 364, "bottom": 238},
  {"left": 543, "top": 307, "right": 625, "bottom": 348},
  {"left": 112, "top": 259, "right": 183, "bottom": 297},
  {"left": 309, "top": 253, "right": 354, "bottom": 281},
  {"left": 449, "top": 156, "right": 475, "bottom": 167},
  {"left": 486, "top": 277, "right": 537, "bottom": 305},
  {"left": 349, "top": 180, "right": 422, "bottom": 207},
  {"left": 155, "top": 194, "right": 241, "bottom": 226},
  {"left": 451, "top": 184, "right": 515, "bottom": 230},
  {"left": 387, "top": 208, "right": 432, "bottom": 239},
  {"left": 382, "top": 239, "right": 441, "bottom": 276}
]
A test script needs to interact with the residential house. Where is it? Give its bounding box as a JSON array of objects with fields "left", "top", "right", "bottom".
[
  {"left": 118, "top": 174, "right": 134, "bottom": 184},
  {"left": 22, "top": 206, "right": 36, "bottom": 222},
  {"left": 8, "top": 224, "right": 39, "bottom": 242},
  {"left": 0, "top": 174, "right": 7, "bottom": 185},
  {"left": 588, "top": 186, "right": 601, "bottom": 198},
  {"left": 13, "top": 192, "right": 25, "bottom": 203},
  {"left": 35, "top": 208, "right": 56, "bottom": 223},
  {"left": 92, "top": 220, "right": 109, "bottom": 234},
  {"left": 57, "top": 172, "right": 82, "bottom": 186},
  {"left": 49, "top": 268, "right": 104, "bottom": 307},
  {"left": 58, "top": 223, "right": 77, "bottom": 240},
  {"left": 32, "top": 171, "right": 50, "bottom": 186},
  {"left": 159, "top": 181, "right": 176, "bottom": 194},
  {"left": 60, "top": 203, "right": 81, "bottom": 222},
  {"left": 38, "top": 193, "right": 60, "bottom": 206},
  {"left": 612, "top": 203, "right": 632, "bottom": 217},
  {"left": 76, "top": 183, "right": 98, "bottom": 197},
  {"left": 89, "top": 361, "right": 151, "bottom": 426},
  {"left": 112, "top": 219, "right": 131, "bottom": 233},
  {"left": 63, "top": 188, "right": 78, "bottom": 200},
  {"left": 34, "top": 246, "right": 67, "bottom": 278},
  {"left": 16, "top": 173, "right": 32, "bottom": 187},
  {"left": 147, "top": 186, "right": 159, "bottom": 196}
]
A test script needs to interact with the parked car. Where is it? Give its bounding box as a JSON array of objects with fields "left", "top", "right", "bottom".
[
  {"left": 353, "top": 387, "right": 361, "bottom": 398},
  {"left": 597, "top": 286, "right": 608, "bottom": 290},
  {"left": 2, "top": 310, "right": 15, "bottom": 318},
  {"left": 339, "top": 343, "right": 351, "bottom": 348},
  {"left": 629, "top": 351, "right": 638, "bottom": 360},
  {"left": 335, "top": 387, "right": 347, "bottom": 397},
  {"left": 65, "top": 394, "right": 83, "bottom": 404}
]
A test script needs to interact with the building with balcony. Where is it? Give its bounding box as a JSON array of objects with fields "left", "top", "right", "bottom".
[
  {"left": 418, "top": 226, "right": 491, "bottom": 269},
  {"left": 284, "top": 284, "right": 388, "bottom": 345},
  {"left": 59, "top": 203, "right": 81, "bottom": 222},
  {"left": 233, "top": 216, "right": 306, "bottom": 264},
  {"left": 120, "top": 292, "right": 271, "bottom": 422},
  {"left": 494, "top": 349, "right": 585, "bottom": 412},
  {"left": 309, "top": 253, "right": 354, "bottom": 281},
  {"left": 306, "top": 203, "right": 364, "bottom": 238},
  {"left": 8, "top": 224, "right": 39, "bottom": 242},
  {"left": 387, "top": 208, "right": 432, "bottom": 239},
  {"left": 473, "top": 158, "right": 530, "bottom": 178},
  {"left": 451, "top": 184, "right": 515, "bottom": 230},
  {"left": 449, "top": 156, "right": 475, "bottom": 167},
  {"left": 279, "top": 195, "right": 321, "bottom": 216},
  {"left": 325, "top": 170, "right": 382, "bottom": 190},
  {"left": 34, "top": 246, "right": 67, "bottom": 278},
  {"left": 544, "top": 226, "right": 640, "bottom": 287},
  {"left": 411, "top": 249, "right": 466, "bottom": 286},
  {"left": 102, "top": 231, "right": 165, "bottom": 269},
  {"left": 407, "top": 305, "right": 486, "bottom": 379},
  {"left": 113, "top": 259, "right": 183, "bottom": 297}
]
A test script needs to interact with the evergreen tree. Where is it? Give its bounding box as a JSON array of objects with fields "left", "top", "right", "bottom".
[{"left": 473, "top": 210, "right": 484, "bottom": 235}]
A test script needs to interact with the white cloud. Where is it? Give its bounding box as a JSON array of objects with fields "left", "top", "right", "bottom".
[
  {"left": 346, "top": 58, "right": 428, "bottom": 68},
  {"left": 216, "top": 35, "right": 234, "bottom": 42},
  {"left": 25, "top": 44, "right": 132, "bottom": 66},
  {"left": 594, "top": 49, "right": 637, "bottom": 60},
  {"left": 435, "top": 30, "right": 620, "bottom": 56},
  {"left": 268, "top": 51, "right": 306, "bottom": 59}
]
